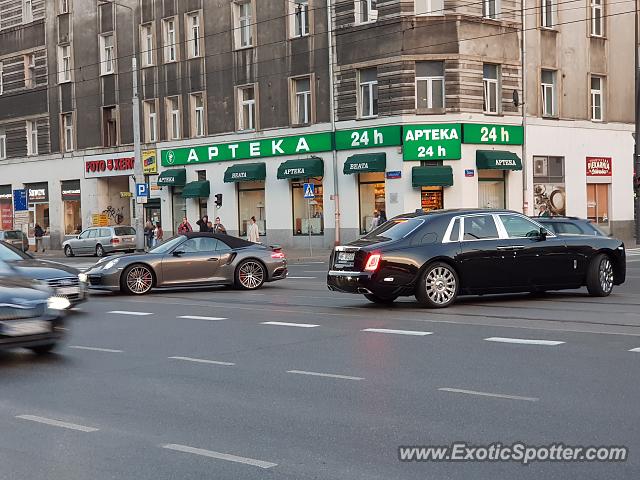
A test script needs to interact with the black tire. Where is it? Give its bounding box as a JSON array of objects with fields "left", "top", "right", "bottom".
[
  {"left": 95, "top": 244, "right": 105, "bottom": 257},
  {"left": 235, "top": 259, "right": 266, "bottom": 290},
  {"left": 64, "top": 245, "right": 74, "bottom": 257},
  {"left": 364, "top": 293, "right": 398, "bottom": 304},
  {"left": 29, "top": 343, "right": 57, "bottom": 355},
  {"left": 586, "top": 253, "right": 614, "bottom": 297},
  {"left": 415, "top": 261, "right": 459, "bottom": 308},
  {"left": 121, "top": 264, "right": 154, "bottom": 295}
]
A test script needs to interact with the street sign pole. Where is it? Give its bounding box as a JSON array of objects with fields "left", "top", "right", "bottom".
[{"left": 307, "top": 197, "right": 312, "bottom": 257}]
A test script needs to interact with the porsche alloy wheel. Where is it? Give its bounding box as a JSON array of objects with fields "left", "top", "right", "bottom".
[
  {"left": 236, "top": 260, "right": 266, "bottom": 290},
  {"left": 123, "top": 265, "right": 154, "bottom": 295}
]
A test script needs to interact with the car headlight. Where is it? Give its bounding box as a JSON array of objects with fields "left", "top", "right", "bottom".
[
  {"left": 103, "top": 258, "right": 120, "bottom": 270},
  {"left": 78, "top": 273, "right": 88, "bottom": 283},
  {"left": 48, "top": 296, "right": 71, "bottom": 310}
]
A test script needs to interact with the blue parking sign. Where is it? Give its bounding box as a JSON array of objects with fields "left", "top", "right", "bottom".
[
  {"left": 303, "top": 183, "right": 314, "bottom": 199},
  {"left": 136, "top": 183, "right": 149, "bottom": 197}
]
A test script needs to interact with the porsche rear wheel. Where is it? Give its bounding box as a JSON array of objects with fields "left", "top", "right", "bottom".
[
  {"left": 235, "top": 260, "right": 266, "bottom": 290},
  {"left": 122, "top": 264, "right": 154, "bottom": 295}
]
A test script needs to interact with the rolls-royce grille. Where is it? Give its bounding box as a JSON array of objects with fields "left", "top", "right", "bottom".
[{"left": 0, "top": 303, "right": 47, "bottom": 321}]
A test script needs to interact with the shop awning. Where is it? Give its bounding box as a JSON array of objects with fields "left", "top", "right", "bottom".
[
  {"left": 182, "top": 181, "right": 210, "bottom": 198},
  {"left": 224, "top": 163, "right": 266, "bottom": 183},
  {"left": 157, "top": 168, "right": 186, "bottom": 186},
  {"left": 476, "top": 150, "right": 522, "bottom": 170},
  {"left": 277, "top": 157, "right": 324, "bottom": 179},
  {"left": 412, "top": 166, "right": 454, "bottom": 187},
  {"left": 343, "top": 153, "right": 386, "bottom": 174}
]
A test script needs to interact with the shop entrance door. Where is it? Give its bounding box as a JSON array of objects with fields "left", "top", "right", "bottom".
[
  {"left": 587, "top": 183, "right": 610, "bottom": 230},
  {"left": 478, "top": 171, "right": 505, "bottom": 209}
]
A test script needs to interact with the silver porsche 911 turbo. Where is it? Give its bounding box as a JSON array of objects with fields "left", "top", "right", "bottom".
[{"left": 84, "top": 233, "right": 287, "bottom": 295}]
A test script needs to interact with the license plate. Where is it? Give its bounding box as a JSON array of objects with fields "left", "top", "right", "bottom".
[
  {"left": 338, "top": 252, "right": 355, "bottom": 262},
  {"left": 127, "top": 237, "right": 135, "bottom": 243},
  {"left": 1, "top": 320, "right": 50, "bottom": 337},
  {"left": 57, "top": 287, "right": 79, "bottom": 295}
]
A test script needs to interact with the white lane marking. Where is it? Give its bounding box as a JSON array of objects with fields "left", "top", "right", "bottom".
[
  {"left": 169, "top": 356, "right": 235, "bottom": 366},
  {"left": 162, "top": 444, "right": 277, "bottom": 469},
  {"left": 260, "top": 321, "right": 319, "bottom": 328},
  {"left": 629, "top": 347, "right": 640, "bottom": 352},
  {"left": 286, "top": 276, "right": 317, "bottom": 279},
  {"left": 108, "top": 310, "right": 153, "bottom": 316},
  {"left": 287, "top": 370, "right": 364, "bottom": 381},
  {"left": 438, "top": 388, "right": 539, "bottom": 402},
  {"left": 17, "top": 415, "right": 99, "bottom": 432},
  {"left": 362, "top": 328, "right": 433, "bottom": 336},
  {"left": 484, "top": 337, "right": 565, "bottom": 346},
  {"left": 302, "top": 270, "right": 328, "bottom": 273},
  {"left": 178, "top": 315, "right": 227, "bottom": 321},
  {"left": 69, "top": 345, "right": 123, "bottom": 353}
]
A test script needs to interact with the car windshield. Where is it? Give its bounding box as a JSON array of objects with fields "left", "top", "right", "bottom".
[
  {"left": 114, "top": 227, "right": 136, "bottom": 236},
  {"left": 362, "top": 218, "right": 423, "bottom": 241},
  {"left": 149, "top": 235, "right": 185, "bottom": 254},
  {"left": 3, "top": 231, "right": 22, "bottom": 240},
  {"left": 0, "top": 242, "right": 28, "bottom": 261}
]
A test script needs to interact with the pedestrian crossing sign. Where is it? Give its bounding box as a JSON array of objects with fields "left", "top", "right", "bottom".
[{"left": 303, "top": 183, "right": 315, "bottom": 199}]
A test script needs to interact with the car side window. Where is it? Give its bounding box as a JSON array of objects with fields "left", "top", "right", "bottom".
[
  {"left": 78, "top": 230, "right": 90, "bottom": 239},
  {"left": 557, "top": 222, "right": 583, "bottom": 235},
  {"left": 216, "top": 239, "right": 232, "bottom": 252},
  {"left": 180, "top": 237, "right": 218, "bottom": 253},
  {"left": 462, "top": 215, "right": 499, "bottom": 240},
  {"left": 87, "top": 229, "right": 98, "bottom": 239},
  {"left": 499, "top": 215, "right": 541, "bottom": 238},
  {"left": 449, "top": 218, "right": 460, "bottom": 242},
  {"left": 101, "top": 229, "right": 111, "bottom": 237}
]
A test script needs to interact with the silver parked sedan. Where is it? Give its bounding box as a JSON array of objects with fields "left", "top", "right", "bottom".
[
  {"left": 84, "top": 233, "right": 288, "bottom": 294},
  {"left": 62, "top": 226, "right": 137, "bottom": 257}
]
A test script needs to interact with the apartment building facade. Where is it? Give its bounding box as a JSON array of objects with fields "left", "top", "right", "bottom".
[{"left": 0, "top": 0, "right": 634, "bottom": 249}]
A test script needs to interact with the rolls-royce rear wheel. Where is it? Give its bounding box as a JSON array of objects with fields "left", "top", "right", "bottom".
[
  {"left": 415, "top": 262, "right": 459, "bottom": 308},
  {"left": 364, "top": 293, "right": 398, "bottom": 304},
  {"left": 586, "top": 253, "right": 614, "bottom": 297}
]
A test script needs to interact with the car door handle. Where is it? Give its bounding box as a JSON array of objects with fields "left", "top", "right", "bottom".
[
  {"left": 207, "top": 257, "right": 219, "bottom": 262},
  {"left": 511, "top": 245, "right": 525, "bottom": 251},
  {"left": 496, "top": 246, "right": 514, "bottom": 251}
]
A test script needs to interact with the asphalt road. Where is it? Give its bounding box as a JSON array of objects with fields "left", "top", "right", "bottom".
[{"left": 1, "top": 250, "right": 640, "bottom": 479}]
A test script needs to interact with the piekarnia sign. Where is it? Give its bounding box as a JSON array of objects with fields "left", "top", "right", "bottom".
[
  {"left": 161, "top": 133, "right": 333, "bottom": 166},
  {"left": 586, "top": 157, "right": 612, "bottom": 176}
]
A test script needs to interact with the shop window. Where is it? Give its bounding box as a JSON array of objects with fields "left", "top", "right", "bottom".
[
  {"left": 64, "top": 200, "right": 81, "bottom": 235},
  {"left": 533, "top": 156, "right": 565, "bottom": 216},
  {"left": 292, "top": 180, "right": 323, "bottom": 235},
  {"left": 587, "top": 184, "right": 609, "bottom": 227},
  {"left": 171, "top": 187, "right": 186, "bottom": 233},
  {"left": 421, "top": 186, "right": 444, "bottom": 212},
  {"left": 478, "top": 170, "right": 505, "bottom": 209},
  {"left": 238, "top": 181, "right": 266, "bottom": 236},
  {"left": 358, "top": 172, "right": 385, "bottom": 234}
]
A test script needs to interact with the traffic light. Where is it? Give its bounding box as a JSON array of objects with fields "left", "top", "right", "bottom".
[{"left": 215, "top": 193, "right": 223, "bottom": 208}]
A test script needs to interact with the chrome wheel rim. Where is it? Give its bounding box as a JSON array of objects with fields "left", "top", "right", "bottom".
[
  {"left": 126, "top": 266, "right": 153, "bottom": 294},
  {"left": 96, "top": 246, "right": 104, "bottom": 257},
  {"left": 65, "top": 246, "right": 72, "bottom": 256},
  {"left": 239, "top": 261, "right": 264, "bottom": 289},
  {"left": 425, "top": 266, "right": 456, "bottom": 305},
  {"left": 599, "top": 258, "right": 613, "bottom": 293}
]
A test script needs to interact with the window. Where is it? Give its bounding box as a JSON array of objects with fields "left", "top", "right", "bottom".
[
  {"left": 483, "top": 0, "right": 498, "bottom": 19},
  {"left": 355, "top": 0, "right": 378, "bottom": 24},
  {"left": 292, "top": 77, "right": 312, "bottom": 125},
  {"left": 234, "top": 1, "right": 253, "bottom": 49},
  {"left": 416, "top": 61, "right": 445, "bottom": 110},
  {"left": 415, "top": 0, "right": 444, "bottom": 15},
  {"left": 191, "top": 93, "right": 206, "bottom": 137},
  {"left": 58, "top": 45, "right": 71, "bottom": 83},
  {"left": 167, "top": 96, "right": 181, "bottom": 140},
  {"left": 483, "top": 64, "right": 500, "bottom": 114},
  {"left": 292, "top": 180, "right": 323, "bottom": 235},
  {"left": 181, "top": 237, "right": 219, "bottom": 253},
  {"left": 533, "top": 156, "right": 565, "bottom": 216},
  {"left": 144, "top": 100, "right": 157, "bottom": 142},
  {"left": 541, "top": 0, "right": 554, "bottom": 28},
  {"left": 590, "top": 0, "right": 603, "bottom": 37},
  {"left": 187, "top": 12, "right": 202, "bottom": 58},
  {"left": 541, "top": 69, "right": 557, "bottom": 117},
  {"left": 24, "top": 54, "right": 36, "bottom": 88},
  {"left": 421, "top": 186, "right": 443, "bottom": 211},
  {"left": 359, "top": 68, "right": 378, "bottom": 118},
  {"left": 237, "top": 85, "right": 256, "bottom": 131},
  {"left": 462, "top": 215, "right": 499, "bottom": 240},
  {"left": 141, "top": 23, "right": 154, "bottom": 67},
  {"left": 238, "top": 181, "right": 266, "bottom": 236},
  {"left": 0, "top": 61, "right": 3, "bottom": 95},
  {"left": 163, "top": 18, "right": 177, "bottom": 62},
  {"left": 99, "top": 34, "right": 114, "bottom": 75},
  {"left": 499, "top": 215, "right": 542, "bottom": 238},
  {"left": 102, "top": 106, "right": 118, "bottom": 147},
  {"left": 290, "top": 0, "right": 309, "bottom": 37},
  {"left": 0, "top": 132, "right": 6, "bottom": 160},
  {"left": 358, "top": 172, "right": 385, "bottom": 234},
  {"left": 23, "top": 0, "right": 33, "bottom": 23},
  {"left": 362, "top": 218, "right": 423, "bottom": 241},
  {"left": 26, "top": 120, "right": 38, "bottom": 156},
  {"left": 62, "top": 113, "right": 74, "bottom": 151},
  {"left": 60, "top": 0, "right": 70, "bottom": 14},
  {"left": 590, "top": 76, "right": 603, "bottom": 121}
]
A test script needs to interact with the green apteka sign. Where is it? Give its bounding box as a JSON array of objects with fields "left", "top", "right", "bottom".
[
  {"left": 334, "top": 125, "right": 402, "bottom": 150},
  {"left": 463, "top": 123, "right": 524, "bottom": 145},
  {"left": 403, "top": 124, "right": 462, "bottom": 161}
]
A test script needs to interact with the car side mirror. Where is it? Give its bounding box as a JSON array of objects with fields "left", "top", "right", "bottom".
[
  {"left": 538, "top": 227, "right": 547, "bottom": 241},
  {"left": 172, "top": 250, "right": 185, "bottom": 257}
]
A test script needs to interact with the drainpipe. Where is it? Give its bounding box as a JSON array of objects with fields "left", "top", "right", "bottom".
[
  {"left": 327, "top": 0, "right": 340, "bottom": 245},
  {"left": 521, "top": 0, "right": 528, "bottom": 215}
]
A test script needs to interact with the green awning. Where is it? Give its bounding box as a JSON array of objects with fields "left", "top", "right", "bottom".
[
  {"left": 343, "top": 153, "right": 386, "bottom": 174},
  {"left": 412, "top": 166, "right": 453, "bottom": 187},
  {"left": 182, "top": 180, "right": 210, "bottom": 198},
  {"left": 277, "top": 157, "right": 324, "bottom": 179},
  {"left": 157, "top": 169, "right": 186, "bottom": 186},
  {"left": 476, "top": 150, "right": 522, "bottom": 170},
  {"left": 224, "top": 163, "right": 266, "bottom": 183}
]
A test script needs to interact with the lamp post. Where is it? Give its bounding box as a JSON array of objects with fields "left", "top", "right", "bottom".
[
  {"left": 635, "top": 0, "right": 640, "bottom": 243},
  {"left": 97, "top": 0, "right": 144, "bottom": 251}
]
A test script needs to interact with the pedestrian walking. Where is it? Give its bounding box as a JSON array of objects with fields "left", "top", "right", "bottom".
[
  {"left": 247, "top": 216, "right": 260, "bottom": 243},
  {"left": 370, "top": 210, "right": 380, "bottom": 231},
  {"left": 153, "top": 222, "right": 163, "bottom": 247},
  {"left": 178, "top": 217, "right": 193, "bottom": 235},
  {"left": 144, "top": 220, "right": 154, "bottom": 249},
  {"left": 213, "top": 216, "right": 227, "bottom": 234},
  {"left": 379, "top": 210, "right": 388, "bottom": 224},
  {"left": 34, "top": 224, "right": 45, "bottom": 252},
  {"left": 538, "top": 204, "right": 551, "bottom": 217},
  {"left": 196, "top": 215, "right": 209, "bottom": 233}
]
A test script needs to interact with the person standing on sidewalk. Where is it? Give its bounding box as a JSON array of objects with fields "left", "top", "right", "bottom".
[
  {"left": 247, "top": 216, "right": 260, "bottom": 243},
  {"left": 196, "top": 215, "right": 209, "bottom": 233},
  {"left": 178, "top": 217, "right": 193, "bottom": 235},
  {"left": 213, "top": 216, "right": 227, "bottom": 234},
  {"left": 34, "top": 224, "right": 45, "bottom": 253},
  {"left": 153, "top": 222, "right": 163, "bottom": 247}
]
